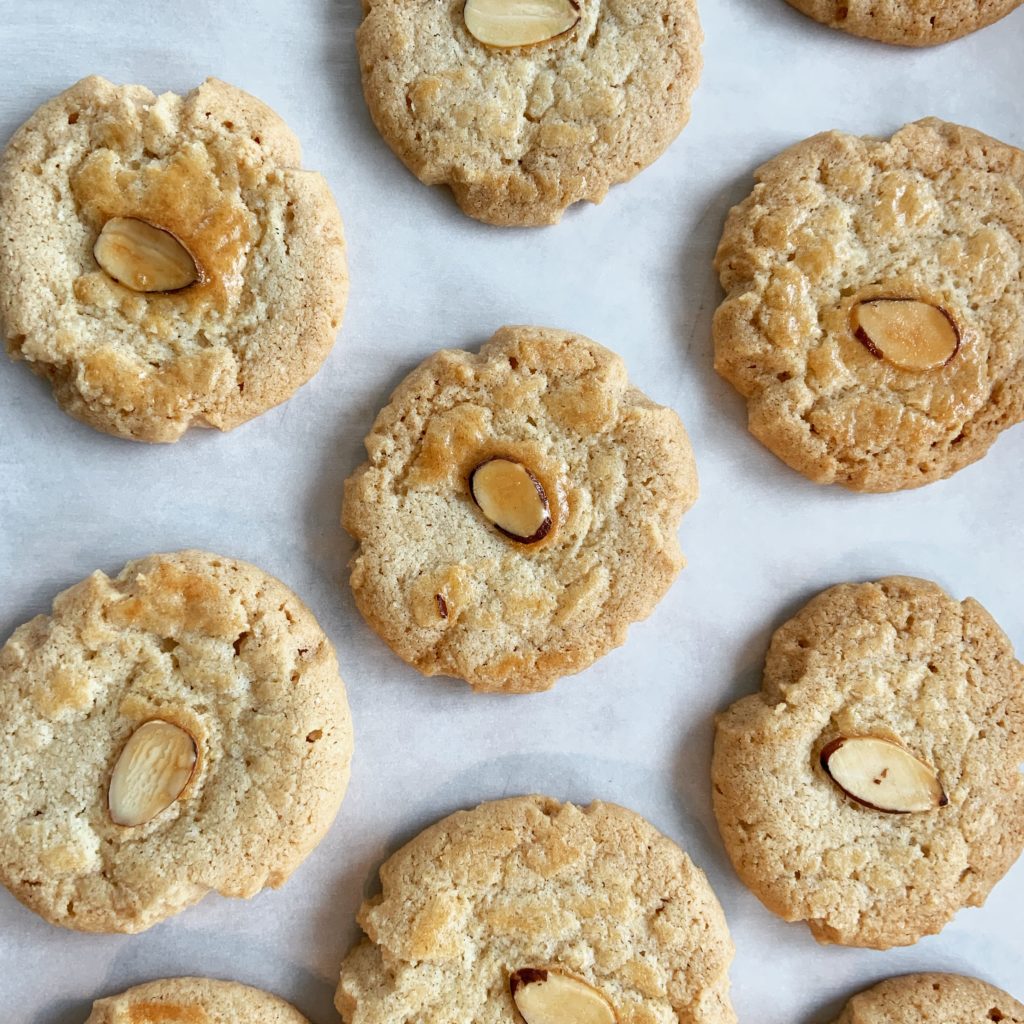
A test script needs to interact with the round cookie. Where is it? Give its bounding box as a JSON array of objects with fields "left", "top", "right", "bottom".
[
  {"left": 336, "top": 795, "right": 735, "bottom": 1024},
  {"left": 86, "top": 977, "right": 310, "bottom": 1024},
  {"left": 712, "top": 576, "right": 1024, "bottom": 949},
  {"left": 356, "top": 0, "right": 703, "bottom": 226},
  {"left": 0, "top": 76, "right": 348, "bottom": 442},
  {"left": 831, "top": 973, "right": 1024, "bottom": 1024},
  {"left": 713, "top": 118, "right": 1024, "bottom": 492},
  {"left": 783, "top": 0, "right": 1024, "bottom": 46},
  {"left": 342, "top": 325, "right": 698, "bottom": 693},
  {"left": 0, "top": 550, "right": 353, "bottom": 932}
]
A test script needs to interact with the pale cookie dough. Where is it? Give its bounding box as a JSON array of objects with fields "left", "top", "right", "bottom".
[
  {"left": 0, "top": 76, "right": 348, "bottom": 442},
  {"left": 336, "top": 796, "right": 736, "bottom": 1024},
  {"left": 0, "top": 551, "right": 353, "bottom": 933},
  {"left": 714, "top": 118, "right": 1024, "bottom": 491},
  {"left": 831, "top": 973, "right": 1024, "bottom": 1024},
  {"left": 712, "top": 577, "right": 1024, "bottom": 949},
  {"left": 342, "top": 326, "right": 698, "bottom": 693},
  {"left": 784, "top": 0, "right": 1024, "bottom": 46},
  {"left": 86, "top": 977, "right": 311, "bottom": 1024},
  {"left": 356, "top": 0, "right": 703, "bottom": 226}
]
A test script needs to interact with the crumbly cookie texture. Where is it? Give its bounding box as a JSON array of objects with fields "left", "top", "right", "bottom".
[
  {"left": 831, "top": 973, "right": 1024, "bottom": 1024},
  {"left": 336, "top": 796, "right": 736, "bottom": 1024},
  {"left": 712, "top": 577, "right": 1024, "bottom": 949},
  {"left": 0, "top": 550, "right": 353, "bottom": 933},
  {"left": 714, "top": 118, "right": 1024, "bottom": 491},
  {"left": 86, "top": 977, "right": 311, "bottom": 1024},
  {"left": 784, "top": 0, "right": 1024, "bottom": 46},
  {"left": 0, "top": 76, "right": 348, "bottom": 442},
  {"left": 356, "top": 0, "right": 702, "bottom": 226},
  {"left": 342, "top": 326, "right": 698, "bottom": 693}
]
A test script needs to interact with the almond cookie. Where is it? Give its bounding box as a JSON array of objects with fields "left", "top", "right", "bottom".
[
  {"left": 712, "top": 577, "right": 1024, "bottom": 949},
  {"left": 831, "top": 973, "right": 1024, "bottom": 1024},
  {"left": 714, "top": 118, "right": 1024, "bottom": 491},
  {"left": 783, "top": 0, "right": 1024, "bottom": 46},
  {"left": 0, "top": 550, "right": 353, "bottom": 932},
  {"left": 336, "top": 796, "right": 736, "bottom": 1024},
  {"left": 356, "top": 0, "right": 703, "bottom": 226},
  {"left": 86, "top": 977, "right": 310, "bottom": 1024},
  {"left": 0, "top": 76, "right": 348, "bottom": 442},
  {"left": 342, "top": 325, "right": 698, "bottom": 693}
]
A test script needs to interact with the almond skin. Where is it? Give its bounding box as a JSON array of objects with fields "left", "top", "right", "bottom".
[{"left": 510, "top": 968, "right": 617, "bottom": 1024}]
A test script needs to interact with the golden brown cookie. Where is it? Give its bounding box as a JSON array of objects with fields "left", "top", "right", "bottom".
[
  {"left": 86, "top": 977, "right": 310, "bottom": 1024},
  {"left": 784, "top": 0, "right": 1024, "bottom": 46},
  {"left": 714, "top": 118, "right": 1024, "bottom": 491},
  {"left": 342, "top": 325, "right": 698, "bottom": 693},
  {"left": 0, "top": 76, "right": 348, "bottom": 442},
  {"left": 0, "top": 551, "right": 353, "bottom": 932},
  {"left": 712, "top": 577, "right": 1024, "bottom": 949},
  {"left": 356, "top": 0, "right": 703, "bottom": 226},
  {"left": 336, "top": 796, "right": 736, "bottom": 1024},
  {"left": 831, "top": 973, "right": 1024, "bottom": 1024}
]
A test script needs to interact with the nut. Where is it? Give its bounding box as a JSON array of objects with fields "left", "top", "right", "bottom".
[
  {"left": 108, "top": 719, "right": 198, "bottom": 827},
  {"left": 464, "top": 0, "right": 581, "bottom": 48},
  {"left": 820, "top": 735, "right": 947, "bottom": 814},
  {"left": 93, "top": 217, "right": 200, "bottom": 293},
  {"left": 510, "top": 969, "right": 617, "bottom": 1024},
  {"left": 470, "top": 457, "right": 552, "bottom": 543},
  {"left": 852, "top": 298, "right": 960, "bottom": 371}
]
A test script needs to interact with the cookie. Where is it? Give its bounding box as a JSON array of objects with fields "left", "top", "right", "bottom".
[
  {"left": 712, "top": 576, "right": 1024, "bottom": 949},
  {"left": 86, "top": 977, "right": 310, "bottom": 1024},
  {"left": 356, "top": 0, "right": 702, "bottom": 226},
  {"left": 831, "top": 973, "right": 1024, "bottom": 1024},
  {"left": 342, "top": 325, "right": 698, "bottom": 693},
  {"left": 783, "top": 0, "right": 1024, "bottom": 46},
  {"left": 336, "top": 795, "right": 735, "bottom": 1024},
  {"left": 0, "top": 76, "right": 348, "bottom": 442},
  {"left": 713, "top": 118, "right": 1024, "bottom": 491},
  {"left": 0, "top": 550, "right": 353, "bottom": 933}
]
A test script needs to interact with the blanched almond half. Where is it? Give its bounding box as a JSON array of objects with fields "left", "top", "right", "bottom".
[
  {"left": 464, "top": 0, "right": 581, "bottom": 48},
  {"left": 94, "top": 217, "right": 200, "bottom": 293},
  {"left": 470, "top": 457, "right": 552, "bottom": 543},
  {"left": 820, "top": 736, "right": 947, "bottom": 814},
  {"left": 510, "top": 969, "right": 617, "bottom": 1024},
  {"left": 108, "top": 719, "right": 198, "bottom": 827},
  {"left": 852, "top": 298, "right": 960, "bottom": 371}
]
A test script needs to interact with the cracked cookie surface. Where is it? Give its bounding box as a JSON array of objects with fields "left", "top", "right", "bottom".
[
  {"left": 86, "top": 977, "right": 311, "bottom": 1024},
  {"left": 831, "top": 973, "right": 1024, "bottom": 1024},
  {"left": 712, "top": 577, "right": 1024, "bottom": 949},
  {"left": 0, "top": 550, "right": 353, "bottom": 932},
  {"left": 336, "top": 795, "right": 735, "bottom": 1024},
  {"left": 714, "top": 118, "right": 1024, "bottom": 491},
  {"left": 0, "top": 76, "right": 348, "bottom": 442},
  {"left": 342, "top": 326, "right": 698, "bottom": 693},
  {"left": 356, "top": 0, "right": 702, "bottom": 226},
  {"left": 783, "top": 0, "right": 1024, "bottom": 46}
]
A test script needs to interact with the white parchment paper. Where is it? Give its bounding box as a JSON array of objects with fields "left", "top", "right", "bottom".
[{"left": 1, "top": 1, "right": 1022, "bottom": 1021}]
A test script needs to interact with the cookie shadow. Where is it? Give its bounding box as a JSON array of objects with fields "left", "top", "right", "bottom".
[{"left": 34, "top": 997, "right": 93, "bottom": 1024}]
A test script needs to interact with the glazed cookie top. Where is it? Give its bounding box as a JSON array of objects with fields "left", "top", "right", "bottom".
[
  {"left": 86, "top": 977, "right": 310, "bottom": 1024},
  {"left": 712, "top": 577, "right": 1024, "bottom": 949},
  {"left": 342, "top": 326, "right": 698, "bottom": 693},
  {"left": 356, "top": 0, "right": 702, "bottom": 226},
  {"left": 0, "top": 551, "right": 353, "bottom": 933},
  {"left": 336, "top": 796, "right": 735, "bottom": 1024},
  {"left": 714, "top": 119, "right": 1024, "bottom": 491},
  {"left": 783, "top": 0, "right": 1024, "bottom": 46},
  {"left": 0, "top": 76, "right": 347, "bottom": 442},
  {"left": 832, "top": 973, "right": 1024, "bottom": 1024}
]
